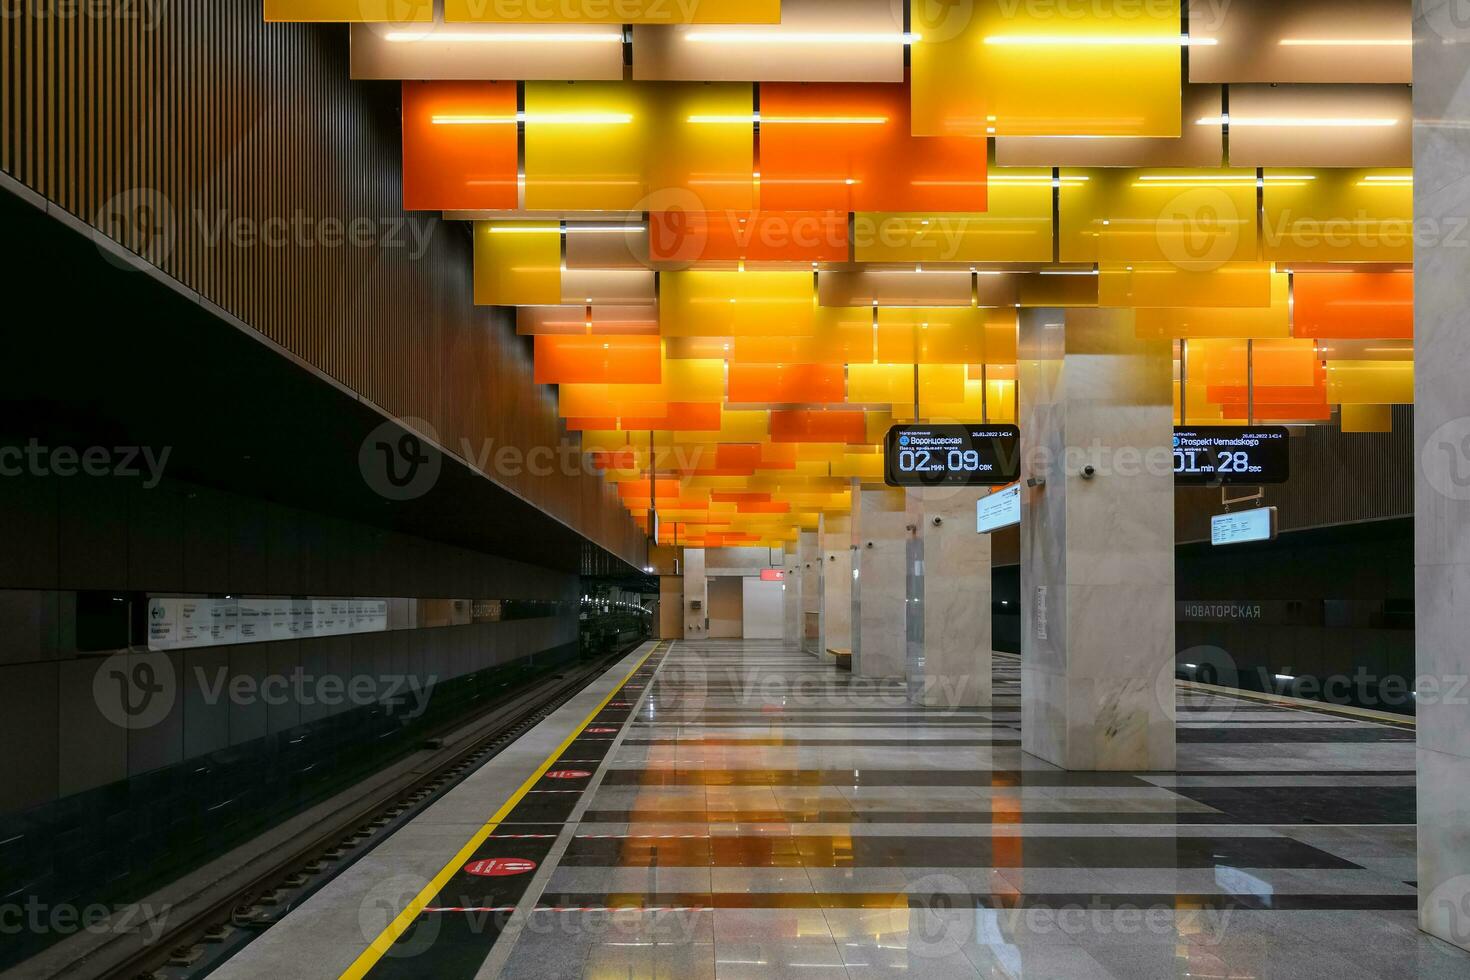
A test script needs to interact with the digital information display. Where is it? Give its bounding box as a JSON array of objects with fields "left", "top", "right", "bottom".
[
  {"left": 884, "top": 425, "right": 1022, "bottom": 488},
  {"left": 1211, "top": 507, "right": 1279, "bottom": 547},
  {"left": 977, "top": 484, "right": 1022, "bottom": 533},
  {"left": 1174, "top": 426, "right": 1290, "bottom": 485}
]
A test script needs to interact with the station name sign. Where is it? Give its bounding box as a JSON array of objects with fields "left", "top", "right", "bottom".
[
  {"left": 884, "top": 425, "right": 1022, "bottom": 488},
  {"left": 1174, "top": 426, "right": 1290, "bottom": 485}
]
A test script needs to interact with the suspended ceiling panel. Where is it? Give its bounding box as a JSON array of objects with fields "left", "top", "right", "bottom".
[
  {"left": 265, "top": 0, "right": 431, "bottom": 21},
  {"left": 445, "top": 0, "right": 780, "bottom": 23},
  {"left": 1187, "top": 0, "right": 1410, "bottom": 83},
  {"left": 995, "top": 85, "right": 1224, "bottom": 168},
  {"left": 351, "top": 21, "right": 624, "bottom": 79},
  {"left": 632, "top": 0, "right": 903, "bottom": 82},
  {"left": 1225, "top": 85, "right": 1412, "bottom": 168},
  {"left": 912, "top": 0, "right": 1183, "bottom": 137}
]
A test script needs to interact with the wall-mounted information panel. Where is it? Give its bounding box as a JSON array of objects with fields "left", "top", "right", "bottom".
[
  {"left": 884, "top": 424, "right": 1022, "bottom": 488},
  {"left": 1174, "top": 427, "right": 1290, "bottom": 485},
  {"left": 977, "top": 484, "right": 1022, "bottom": 533},
  {"left": 1211, "top": 507, "right": 1279, "bottom": 547}
]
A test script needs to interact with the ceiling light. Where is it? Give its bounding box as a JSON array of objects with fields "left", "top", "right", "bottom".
[
  {"left": 384, "top": 31, "right": 623, "bottom": 43},
  {"left": 686, "top": 114, "right": 888, "bottom": 125},
  {"left": 432, "top": 111, "right": 634, "bottom": 126},
  {"left": 984, "top": 34, "right": 1216, "bottom": 46},
  {"left": 1278, "top": 38, "right": 1411, "bottom": 47},
  {"left": 683, "top": 31, "right": 919, "bottom": 45},
  {"left": 1196, "top": 115, "right": 1399, "bottom": 127}
]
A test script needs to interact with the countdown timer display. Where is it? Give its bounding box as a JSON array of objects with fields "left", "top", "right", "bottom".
[
  {"left": 884, "top": 425, "right": 1021, "bottom": 488},
  {"left": 1174, "top": 427, "right": 1290, "bottom": 485}
]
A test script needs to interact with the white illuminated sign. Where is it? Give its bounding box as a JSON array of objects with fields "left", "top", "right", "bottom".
[
  {"left": 977, "top": 485, "right": 1022, "bottom": 533},
  {"left": 1210, "top": 507, "right": 1278, "bottom": 547}
]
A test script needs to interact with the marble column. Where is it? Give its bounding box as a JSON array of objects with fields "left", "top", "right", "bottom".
[
  {"left": 799, "top": 530, "right": 821, "bottom": 656},
  {"left": 907, "top": 487, "right": 992, "bottom": 707},
  {"left": 682, "top": 547, "right": 707, "bottom": 640},
  {"left": 782, "top": 545, "right": 801, "bottom": 646},
  {"left": 853, "top": 489, "right": 908, "bottom": 678},
  {"left": 1018, "top": 307, "right": 1176, "bottom": 771},
  {"left": 819, "top": 514, "right": 852, "bottom": 657},
  {"left": 1413, "top": 1, "right": 1470, "bottom": 950}
]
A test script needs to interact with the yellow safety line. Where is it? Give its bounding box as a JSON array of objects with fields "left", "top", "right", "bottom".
[{"left": 340, "top": 642, "right": 662, "bottom": 979}]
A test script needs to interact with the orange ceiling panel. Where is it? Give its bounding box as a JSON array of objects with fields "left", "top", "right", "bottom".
[
  {"left": 759, "top": 82, "right": 988, "bottom": 213},
  {"left": 517, "top": 306, "right": 660, "bottom": 336},
  {"left": 402, "top": 82, "right": 519, "bottom": 212},
  {"left": 649, "top": 210, "right": 849, "bottom": 263},
  {"left": 769, "top": 410, "right": 868, "bottom": 444},
  {"left": 532, "top": 336, "right": 663, "bottom": 385},
  {"left": 1294, "top": 271, "right": 1413, "bottom": 340},
  {"left": 728, "top": 363, "right": 846, "bottom": 404}
]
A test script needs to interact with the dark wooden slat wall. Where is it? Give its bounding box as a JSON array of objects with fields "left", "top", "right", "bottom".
[{"left": 1, "top": 1, "right": 647, "bottom": 568}]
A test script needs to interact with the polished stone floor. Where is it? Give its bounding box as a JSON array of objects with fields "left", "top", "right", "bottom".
[{"left": 458, "top": 639, "right": 1464, "bottom": 979}]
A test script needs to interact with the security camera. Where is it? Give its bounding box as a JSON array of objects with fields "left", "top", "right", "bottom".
[
  {"left": 931, "top": 516, "right": 944, "bottom": 527},
  {"left": 1081, "top": 465, "right": 1097, "bottom": 480}
]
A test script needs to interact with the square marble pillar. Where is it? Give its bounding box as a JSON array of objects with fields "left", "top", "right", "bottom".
[
  {"left": 853, "top": 489, "right": 909, "bottom": 678},
  {"left": 819, "top": 514, "right": 852, "bottom": 656},
  {"left": 907, "top": 487, "right": 992, "bottom": 707},
  {"left": 1018, "top": 308, "right": 1176, "bottom": 772},
  {"left": 682, "top": 547, "right": 707, "bottom": 640},
  {"left": 782, "top": 545, "right": 802, "bottom": 646},
  {"left": 799, "top": 530, "right": 821, "bottom": 656},
  {"left": 1413, "top": 1, "right": 1470, "bottom": 950}
]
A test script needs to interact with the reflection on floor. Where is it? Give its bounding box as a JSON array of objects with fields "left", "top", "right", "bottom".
[{"left": 473, "top": 642, "right": 1464, "bottom": 978}]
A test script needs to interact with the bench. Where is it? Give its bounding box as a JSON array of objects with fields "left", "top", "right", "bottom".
[{"left": 827, "top": 648, "right": 853, "bottom": 672}]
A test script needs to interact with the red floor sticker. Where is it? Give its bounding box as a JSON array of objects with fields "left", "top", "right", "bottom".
[
  {"left": 464, "top": 858, "right": 537, "bottom": 877},
  {"left": 585, "top": 727, "right": 618, "bottom": 734},
  {"left": 545, "top": 770, "right": 592, "bottom": 780}
]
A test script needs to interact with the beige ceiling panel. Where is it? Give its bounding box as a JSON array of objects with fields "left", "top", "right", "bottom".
[
  {"left": 817, "top": 270, "right": 973, "bottom": 308},
  {"left": 996, "top": 85, "right": 1224, "bottom": 168},
  {"left": 1188, "top": 0, "right": 1410, "bottom": 83},
  {"left": 350, "top": 21, "right": 624, "bottom": 79},
  {"left": 564, "top": 225, "right": 652, "bottom": 270},
  {"left": 632, "top": 0, "right": 904, "bottom": 82},
  {"left": 1225, "top": 85, "right": 1412, "bottom": 168},
  {"left": 561, "top": 269, "right": 657, "bottom": 305}
]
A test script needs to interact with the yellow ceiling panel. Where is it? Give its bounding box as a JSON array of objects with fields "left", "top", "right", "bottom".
[
  {"left": 523, "top": 81, "right": 754, "bottom": 211},
  {"left": 1327, "top": 361, "right": 1414, "bottom": 404},
  {"left": 1099, "top": 263, "right": 1275, "bottom": 308},
  {"left": 473, "top": 222, "right": 562, "bottom": 305},
  {"left": 661, "top": 270, "right": 816, "bottom": 337},
  {"left": 854, "top": 174, "right": 1054, "bottom": 263},
  {"left": 1134, "top": 273, "right": 1291, "bottom": 338},
  {"left": 912, "top": 0, "right": 1182, "bottom": 137},
  {"left": 446, "top": 0, "right": 779, "bottom": 23},
  {"left": 265, "top": 0, "right": 431, "bottom": 21},
  {"left": 1262, "top": 169, "right": 1413, "bottom": 263},
  {"left": 1060, "top": 169, "right": 1259, "bottom": 267}
]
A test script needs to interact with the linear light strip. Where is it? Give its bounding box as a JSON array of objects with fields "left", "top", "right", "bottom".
[
  {"left": 1196, "top": 115, "right": 1399, "bottom": 127},
  {"left": 432, "top": 112, "right": 634, "bottom": 125},
  {"left": 1278, "top": 38, "right": 1411, "bottom": 47},
  {"left": 682, "top": 31, "right": 920, "bottom": 45},
  {"left": 385, "top": 31, "right": 623, "bottom": 43},
  {"left": 984, "top": 34, "right": 1216, "bottom": 46}
]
